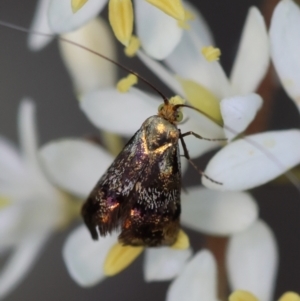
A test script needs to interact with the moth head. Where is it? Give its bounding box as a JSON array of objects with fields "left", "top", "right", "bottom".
[{"left": 157, "top": 96, "right": 184, "bottom": 124}]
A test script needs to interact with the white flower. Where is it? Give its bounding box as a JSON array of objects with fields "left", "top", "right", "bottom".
[
  {"left": 166, "top": 220, "right": 278, "bottom": 301},
  {"left": 0, "top": 100, "right": 73, "bottom": 299},
  {"left": 270, "top": 0, "right": 300, "bottom": 111},
  {"left": 29, "top": 0, "right": 184, "bottom": 58}
]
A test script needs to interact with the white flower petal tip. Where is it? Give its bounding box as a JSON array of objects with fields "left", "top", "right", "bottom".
[
  {"left": 135, "top": 0, "right": 183, "bottom": 60},
  {"left": 39, "top": 139, "right": 113, "bottom": 198},
  {"left": 166, "top": 250, "right": 217, "bottom": 301},
  {"left": 227, "top": 220, "right": 278, "bottom": 301},
  {"left": 181, "top": 187, "right": 258, "bottom": 236},
  {"left": 270, "top": 0, "right": 300, "bottom": 109},
  {"left": 221, "top": 93, "right": 263, "bottom": 140},
  {"left": 59, "top": 17, "right": 117, "bottom": 94},
  {"left": 80, "top": 87, "right": 159, "bottom": 136},
  {"left": 63, "top": 225, "right": 117, "bottom": 287},
  {"left": 28, "top": 0, "right": 54, "bottom": 51},
  {"left": 202, "top": 129, "right": 300, "bottom": 191},
  {"left": 18, "top": 99, "right": 39, "bottom": 167},
  {"left": 48, "top": 0, "right": 106, "bottom": 33},
  {"left": 230, "top": 7, "right": 269, "bottom": 95},
  {"left": 144, "top": 247, "right": 192, "bottom": 282}
]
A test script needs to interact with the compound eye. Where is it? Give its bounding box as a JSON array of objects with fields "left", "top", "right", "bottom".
[
  {"left": 176, "top": 111, "right": 183, "bottom": 122},
  {"left": 158, "top": 103, "right": 164, "bottom": 111}
]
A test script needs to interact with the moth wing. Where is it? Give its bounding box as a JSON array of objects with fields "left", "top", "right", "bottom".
[
  {"left": 81, "top": 128, "right": 149, "bottom": 239},
  {"left": 119, "top": 144, "right": 181, "bottom": 247}
]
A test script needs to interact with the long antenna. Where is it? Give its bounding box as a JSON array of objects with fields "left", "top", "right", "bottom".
[{"left": 0, "top": 20, "right": 169, "bottom": 105}]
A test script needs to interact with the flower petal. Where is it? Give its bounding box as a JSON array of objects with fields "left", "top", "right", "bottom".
[
  {"left": 164, "top": 30, "right": 231, "bottom": 99},
  {"left": 270, "top": 0, "right": 300, "bottom": 109},
  {"left": 221, "top": 93, "right": 263, "bottom": 141},
  {"left": 18, "top": 99, "right": 39, "bottom": 169},
  {"left": 137, "top": 50, "right": 184, "bottom": 96},
  {"left": 48, "top": 0, "right": 106, "bottom": 33},
  {"left": 0, "top": 232, "right": 49, "bottom": 299},
  {"left": 135, "top": 0, "right": 183, "bottom": 60},
  {"left": 202, "top": 130, "right": 300, "bottom": 191},
  {"left": 226, "top": 220, "right": 278, "bottom": 301},
  {"left": 144, "top": 247, "right": 192, "bottom": 282},
  {"left": 230, "top": 7, "right": 269, "bottom": 95},
  {"left": 183, "top": 1, "right": 214, "bottom": 46},
  {"left": 80, "top": 87, "right": 159, "bottom": 136},
  {"left": 28, "top": 0, "right": 54, "bottom": 51},
  {"left": 178, "top": 108, "right": 225, "bottom": 159},
  {"left": 63, "top": 225, "right": 117, "bottom": 286},
  {"left": 59, "top": 17, "right": 117, "bottom": 95},
  {"left": 181, "top": 187, "right": 258, "bottom": 236},
  {"left": 0, "top": 205, "right": 23, "bottom": 251},
  {"left": 0, "top": 137, "right": 24, "bottom": 183},
  {"left": 166, "top": 250, "right": 217, "bottom": 301},
  {"left": 40, "top": 139, "right": 113, "bottom": 198}
]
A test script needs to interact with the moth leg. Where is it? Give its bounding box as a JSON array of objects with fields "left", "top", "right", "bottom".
[
  {"left": 179, "top": 132, "right": 222, "bottom": 185},
  {"left": 180, "top": 131, "right": 227, "bottom": 142}
]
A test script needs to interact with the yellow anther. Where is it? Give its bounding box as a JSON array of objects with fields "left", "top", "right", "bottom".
[
  {"left": 171, "top": 229, "right": 190, "bottom": 250},
  {"left": 109, "top": 0, "right": 133, "bottom": 46},
  {"left": 279, "top": 292, "right": 300, "bottom": 301},
  {"left": 71, "top": 0, "right": 88, "bottom": 13},
  {"left": 0, "top": 196, "right": 11, "bottom": 209},
  {"left": 117, "top": 74, "right": 138, "bottom": 92},
  {"left": 146, "top": 0, "right": 185, "bottom": 21},
  {"left": 229, "top": 291, "right": 259, "bottom": 301},
  {"left": 201, "top": 46, "right": 221, "bottom": 62},
  {"left": 169, "top": 95, "right": 185, "bottom": 105},
  {"left": 124, "top": 35, "right": 141, "bottom": 57},
  {"left": 178, "top": 78, "right": 222, "bottom": 125},
  {"left": 104, "top": 243, "right": 144, "bottom": 276}
]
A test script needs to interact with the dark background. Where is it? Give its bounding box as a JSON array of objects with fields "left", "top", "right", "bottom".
[{"left": 0, "top": 0, "right": 300, "bottom": 300}]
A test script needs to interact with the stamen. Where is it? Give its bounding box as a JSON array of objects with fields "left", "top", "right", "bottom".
[
  {"left": 229, "top": 291, "right": 259, "bottom": 301},
  {"left": 201, "top": 46, "right": 221, "bottom": 62},
  {"left": 109, "top": 0, "right": 133, "bottom": 46},
  {"left": 71, "top": 0, "right": 88, "bottom": 13},
  {"left": 104, "top": 243, "right": 144, "bottom": 276},
  {"left": 117, "top": 74, "right": 138, "bottom": 92},
  {"left": 279, "top": 292, "right": 300, "bottom": 301},
  {"left": 178, "top": 78, "right": 222, "bottom": 124},
  {"left": 169, "top": 95, "right": 185, "bottom": 105},
  {"left": 124, "top": 35, "right": 141, "bottom": 57},
  {"left": 171, "top": 229, "right": 190, "bottom": 250}
]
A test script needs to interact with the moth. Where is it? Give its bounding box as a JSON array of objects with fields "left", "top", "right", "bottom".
[{"left": 82, "top": 96, "right": 221, "bottom": 247}]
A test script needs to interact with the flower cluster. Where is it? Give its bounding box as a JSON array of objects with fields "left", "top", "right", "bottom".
[{"left": 0, "top": 0, "right": 300, "bottom": 300}]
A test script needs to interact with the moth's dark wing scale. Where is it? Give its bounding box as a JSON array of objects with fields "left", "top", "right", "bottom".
[
  {"left": 82, "top": 116, "right": 181, "bottom": 246},
  {"left": 82, "top": 129, "right": 148, "bottom": 239},
  {"left": 119, "top": 142, "right": 181, "bottom": 246}
]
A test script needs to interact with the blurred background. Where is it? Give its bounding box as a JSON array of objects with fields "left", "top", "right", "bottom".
[{"left": 0, "top": 0, "right": 300, "bottom": 300}]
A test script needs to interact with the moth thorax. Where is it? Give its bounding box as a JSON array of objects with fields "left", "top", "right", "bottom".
[{"left": 144, "top": 116, "right": 179, "bottom": 152}]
